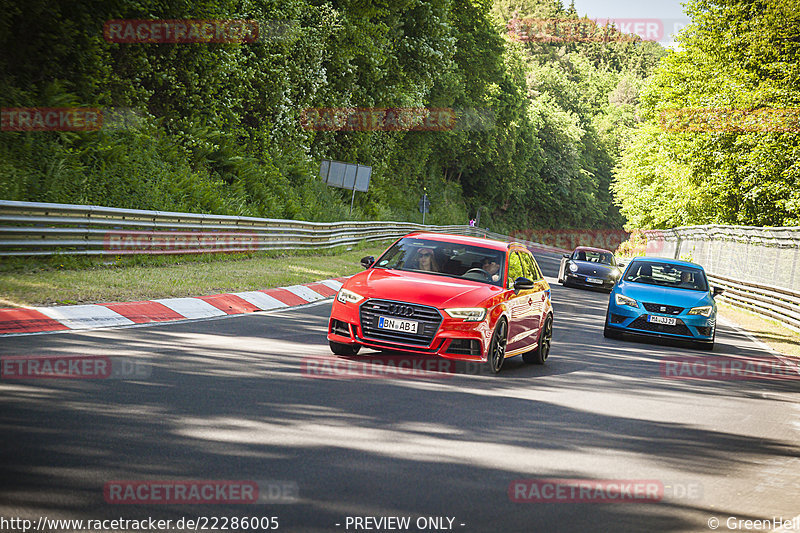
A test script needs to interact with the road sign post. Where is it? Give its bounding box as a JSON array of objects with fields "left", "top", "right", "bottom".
[
  {"left": 319, "top": 160, "right": 372, "bottom": 216},
  {"left": 418, "top": 194, "right": 431, "bottom": 225}
]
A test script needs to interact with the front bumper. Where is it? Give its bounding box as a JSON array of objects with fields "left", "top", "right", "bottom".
[
  {"left": 565, "top": 272, "right": 616, "bottom": 290},
  {"left": 606, "top": 300, "right": 715, "bottom": 341},
  {"left": 327, "top": 299, "right": 493, "bottom": 362}
]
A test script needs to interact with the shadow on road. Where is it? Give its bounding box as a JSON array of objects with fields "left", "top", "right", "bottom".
[{"left": 0, "top": 252, "right": 797, "bottom": 532}]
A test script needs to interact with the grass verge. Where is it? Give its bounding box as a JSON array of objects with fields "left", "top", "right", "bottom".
[
  {"left": 0, "top": 241, "right": 392, "bottom": 307},
  {"left": 717, "top": 301, "right": 800, "bottom": 360}
]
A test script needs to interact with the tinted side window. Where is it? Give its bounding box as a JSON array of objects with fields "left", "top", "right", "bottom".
[
  {"left": 533, "top": 258, "right": 544, "bottom": 280},
  {"left": 507, "top": 252, "right": 524, "bottom": 288},
  {"left": 520, "top": 251, "right": 542, "bottom": 281}
]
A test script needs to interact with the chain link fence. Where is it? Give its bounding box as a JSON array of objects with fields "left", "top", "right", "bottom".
[{"left": 644, "top": 226, "right": 800, "bottom": 330}]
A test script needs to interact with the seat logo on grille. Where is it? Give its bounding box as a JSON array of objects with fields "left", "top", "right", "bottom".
[
  {"left": 387, "top": 304, "right": 415, "bottom": 317},
  {"left": 660, "top": 306, "right": 666, "bottom": 312}
]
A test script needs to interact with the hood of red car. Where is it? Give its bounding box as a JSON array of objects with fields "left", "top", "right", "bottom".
[{"left": 345, "top": 268, "right": 501, "bottom": 308}]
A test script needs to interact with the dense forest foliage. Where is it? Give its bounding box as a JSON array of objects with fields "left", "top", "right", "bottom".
[
  {"left": 613, "top": 0, "right": 800, "bottom": 228},
  {"left": 1, "top": 0, "right": 668, "bottom": 232}
]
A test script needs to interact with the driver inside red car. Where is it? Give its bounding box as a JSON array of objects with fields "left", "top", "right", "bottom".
[{"left": 415, "top": 247, "right": 439, "bottom": 272}]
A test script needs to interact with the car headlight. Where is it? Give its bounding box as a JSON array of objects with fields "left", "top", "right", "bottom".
[
  {"left": 568, "top": 262, "right": 578, "bottom": 272},
  {"left": 336, "top": 288, "right": 364, "bottom": 305},
  {"left": 611, "top": 268, "right": 621, "bottom": 278},
  {"left": 615, "top": 294, "right": 638, "bottom": 307},
  {"left": 444, "top": 308, "right": 487, "bottom": 322},
  {"left": 688, "top": 305, "right": 712, "bottom": 317}
]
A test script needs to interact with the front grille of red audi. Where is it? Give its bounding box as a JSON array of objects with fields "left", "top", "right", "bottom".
[{"left": 359, "top": 299, "right": 442, "bottom": 346}]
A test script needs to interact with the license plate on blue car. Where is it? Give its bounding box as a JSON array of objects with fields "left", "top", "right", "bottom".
[{"left": 648, "top": 315, "right": 677, "bottom": 326}]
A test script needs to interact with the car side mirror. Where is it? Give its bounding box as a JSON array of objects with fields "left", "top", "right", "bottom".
[
  {"left": 514, "top": 277, "right": 535, "bottom": 292},
  {"left": 712, "top": 286, "right": 724, "bottom": 297},
  {"left": 361, "top": 256, "right": 375, "bottom": 269}
]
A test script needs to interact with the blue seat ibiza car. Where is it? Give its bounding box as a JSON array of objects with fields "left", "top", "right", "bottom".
[{"left": 604, "top": 257, "right": 724, "bottom": 349}]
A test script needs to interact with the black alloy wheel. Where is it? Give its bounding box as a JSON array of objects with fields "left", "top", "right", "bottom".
[
  {"left": 485, "top": 319, "right": 508, "bottom": 374},
  {"left": 524, "top": 314, "right": 552, "bottom": 364}
]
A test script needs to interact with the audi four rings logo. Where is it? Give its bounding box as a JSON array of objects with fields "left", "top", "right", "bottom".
[{"left": 387, "top": 304, "right": 415, "bottom": 317}]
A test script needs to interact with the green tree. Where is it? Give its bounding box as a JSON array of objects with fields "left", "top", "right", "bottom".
[{"left": 613, "top": 0, "right": 800, "bottom": 228}]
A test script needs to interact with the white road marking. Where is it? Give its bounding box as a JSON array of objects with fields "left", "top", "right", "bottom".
[
  {"left": 154, "top": 298, "right": 227, "bottom": 319},
  {"left": 319, "top": 279, "right": 344, "bottom": 291},
  {"left": 233, "top": 291, "right": 289, "bottom": 310},
  {"left": 283, "top": 284, "right": 326, "bottom": 302},
  {"left": 35, "top": 305, "right": 135, "bottom": 330}
]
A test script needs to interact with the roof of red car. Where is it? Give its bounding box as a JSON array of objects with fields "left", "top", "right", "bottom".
[
  {"left": 403, "top": 232, "right": 511, "bottom": 251},
  {"left": 574, "top": 246, "right": 614, "bottom": 254}
]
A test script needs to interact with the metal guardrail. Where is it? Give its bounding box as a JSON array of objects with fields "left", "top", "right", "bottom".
[
  {"left": 0, "top": 200, "right": 486, "bottom": 256},
  {"left": 4, "top": 200, "right": 794, "bottom": 332},
  {"left": 708, "top": 273, "right": 800, "bottom": 331},
  {"left": 644, "top": 226, "right": 800, "bottom": 332},
  {"left": 0, "top": 200, "right": 570, "bottom": 257}
]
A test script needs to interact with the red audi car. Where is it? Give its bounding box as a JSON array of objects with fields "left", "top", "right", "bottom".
[{"left": 327, "top": 232, "right": 553, "bottom": 373}]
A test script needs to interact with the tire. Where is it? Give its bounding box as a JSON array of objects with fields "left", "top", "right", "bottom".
[
  {"left": 484, "top": 319, "right": 508, "bottom": 374},
  {"left": 329, "top": 341, "right": 361, "bottom": 356},
  {"left": 696, "top": 328, "right": 715, "bottom": 351},
  {"left": 523, "top": 314, "right": 552, "bottom": 365},
  {"left": 603, "top": 312, "right": 621, "bottom": 339}
]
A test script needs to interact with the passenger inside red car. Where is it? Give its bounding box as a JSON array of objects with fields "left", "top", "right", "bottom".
[
  {"left": 416, "top": 247, "right": 439, "bottom": 272},
  {"left": 481, "top": 257, "right": 502, "bottom": 282}
]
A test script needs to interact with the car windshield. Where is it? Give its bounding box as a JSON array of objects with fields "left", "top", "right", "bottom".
[
  {"left": 623, "top": 261, "right": 709, "bottom": 291},
  {"left": 573, "top": 250, "right": 615, "bottom": 266},
  {"left": 374, "top": 238, "right": 505, "bottom": 286}
]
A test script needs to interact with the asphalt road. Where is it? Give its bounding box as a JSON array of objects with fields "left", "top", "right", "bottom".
[{"left": 1, "top": 252, "right": 799, "bottom": 533}]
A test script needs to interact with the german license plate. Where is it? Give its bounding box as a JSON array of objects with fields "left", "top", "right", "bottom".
[
  {"left": 586, "top": 278, "right": 603, "bottom": 284},
  {"left": 378, "top": 316, "right": 418, "bottom": 333},
  {"left": 649, "top": 315, "right": 677, "bottom": 326}
]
